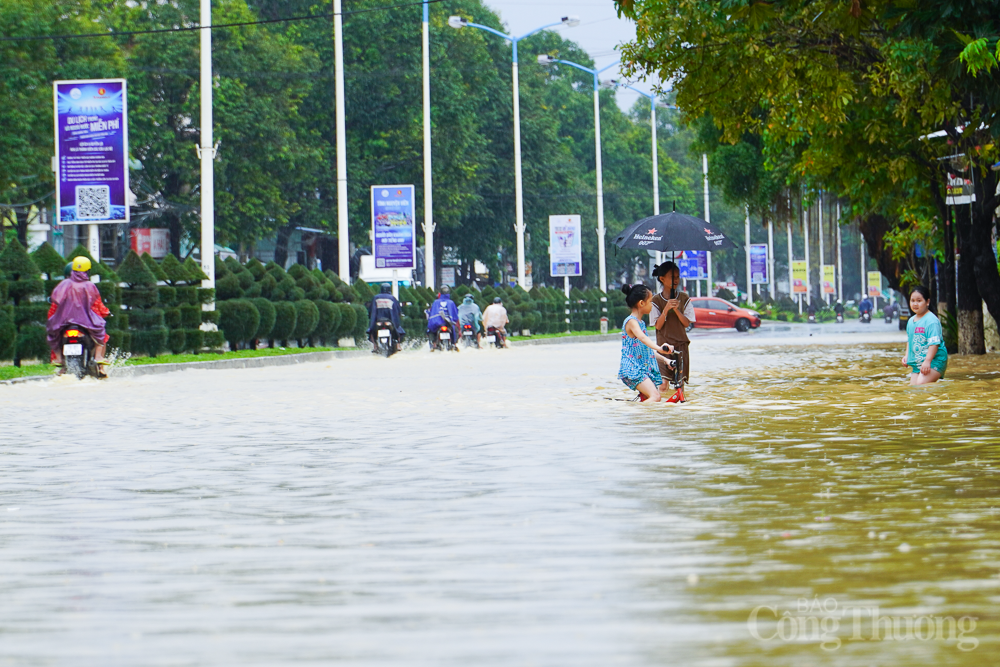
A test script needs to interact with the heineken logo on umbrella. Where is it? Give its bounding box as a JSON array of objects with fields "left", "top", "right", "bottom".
[{"left": 614, "top": 204, "right": 737, "bottom": 252}]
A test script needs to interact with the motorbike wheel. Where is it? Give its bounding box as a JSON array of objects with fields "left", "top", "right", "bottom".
[
  {"left": 381, "top": 339, "right": 392, "bottom": 358},
  {"left": 66, "top": 355, "right": 85, "bottom": 380}
]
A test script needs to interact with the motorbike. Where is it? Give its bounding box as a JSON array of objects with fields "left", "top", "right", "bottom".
[
  {"left": 884, "top": 312, "right": 893, "bottom": 324},
  {"left": 60, "top": 324, "right": 102, "bottom": 379},
  {"left": 429, "top": 319, "right": 456, "bottom": 352},
  {"left": 461, "top": 323, "right": 477, "bottom": 348},
  {"left": 373, "top": 319, "right": 399, "bottom": 357},
  {"left": 835, "top": 313, "right": 844, "bottom": 324},
  {"left": 860, "top": 310, "right": 872, "bottom": 324},
  {"left": 807, "top": 313, "right": 816, "bottom": 323},
  {"left": 485, "top": 326, "right": 505, "bottom": 349}
]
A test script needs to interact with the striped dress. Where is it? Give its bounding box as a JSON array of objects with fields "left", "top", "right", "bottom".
[{"left": 618, "top": 315, "right": 662, "bottom": 389}]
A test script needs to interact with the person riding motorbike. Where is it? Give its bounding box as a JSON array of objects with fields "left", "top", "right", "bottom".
[
  {"left": 426, "top": 284, "right": 459, "bottom": 350},
  {"left": 859, "top": 296, "right": 873, "bottom": 315},
  {"left": 481, "top": 296, "right": 510, "bottom": 347},
  {"left": 46, "top": 256, "right": 110, "bottom": 374},
  {"left": 834, "top": 300, "right": 845, "bottom": 323},
  {"left": 367, "top": 282, "right": 405, "bottom": 352},
  {"left": 457, "top": 293, "right": 483, "bottom": 347}
]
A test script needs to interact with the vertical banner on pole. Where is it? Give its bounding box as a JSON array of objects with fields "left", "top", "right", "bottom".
[
  {"left": 371, "top": 185, "right": 416, "bottom": 270},
  {"left": 53, "top": 79, "right": 129, "bottom": 225},
  {"left": 792, "top": 261, "right": 808, "bottom": 294},
  {"left": 867, "top": 271, "right": 883, "bottom": 298},
  {"left": 548, "top": 215, "right": 583, "bottom": 277},
  {"left": 749, "top": 244, "right": 768, "bottom": 285},
  {"left": 822, "top": 265, "right": 836, "bottom": 295}
]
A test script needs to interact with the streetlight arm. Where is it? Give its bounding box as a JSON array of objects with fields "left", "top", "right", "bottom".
[
  {"left": 515, "top": 21, "right": 566, "bottom": 42},
  {"left": 464, "top": 21, "right": 513, "bottom": 42},
  {"left": 596, "top": 61, "right": 620, "bottom": 75},
  {"left": 553, "top": 58, "right": 596, "bottom": 77}
]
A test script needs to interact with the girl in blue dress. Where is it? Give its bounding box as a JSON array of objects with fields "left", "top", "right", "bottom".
[
  {"left": 901, "top": 285, "right": 947, "bottom": 385},
  {"left": 618, "top": 283, "right": 676, "bottom": 401}
]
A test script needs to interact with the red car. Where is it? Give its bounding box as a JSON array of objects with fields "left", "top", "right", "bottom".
[{"left": 690, "top": 297, "right": 762, "bottom": 332}]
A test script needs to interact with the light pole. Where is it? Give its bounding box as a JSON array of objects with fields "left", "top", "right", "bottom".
[
  {"left": 606, "top": 80, "right": 673, "bottom": 266},
  {"left": 198, "top": 0, "right": 216, "bottom": 294},
  {"left": 422, "top": 0, "right": 434, "bottom": 288},
  {"left": 334, "top": 0, "right": 349, "bottom": 282},
  {"left": 449, "top": 15, "right": 579, "bottom": 290},
  {"left": 538, "top": 55, "right": 619, "bottom": 293}
]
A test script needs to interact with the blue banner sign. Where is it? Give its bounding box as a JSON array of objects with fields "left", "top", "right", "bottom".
[
  {"left": 54, "top": 79, "right": 129, "bottom": 224},
  {"left": 371, "top": 185, "right": 416, "bottom": 270},
  {"left": 679, "top": 250, "right": 707, "bottom": 279}
]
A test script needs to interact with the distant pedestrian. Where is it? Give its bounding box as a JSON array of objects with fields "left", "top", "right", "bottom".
[
  {"left": 901, "top": 286, "right": 947, "bottom": 385},
  {"left": 618, "top": 283, "right": 675, "bottom": 402}
]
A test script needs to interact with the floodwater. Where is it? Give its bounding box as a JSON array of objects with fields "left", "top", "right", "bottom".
[{"left": 1, "top": 326, "right": 998, "bottom": 666}]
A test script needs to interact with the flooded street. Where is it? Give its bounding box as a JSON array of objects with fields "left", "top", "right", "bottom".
[{"left": 1, "top": 327, "right": 999, "bottom": 665}]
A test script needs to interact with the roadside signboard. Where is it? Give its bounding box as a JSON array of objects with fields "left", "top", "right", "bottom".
[
  {"left": 749, "top": 244, "right": 768, "bottom": 284},
  {"left": 130, "top": 228, "right": 169, "bottom": 258},
  {"left": 53, "top": 79, "right": 129, "bottom": 224},
  {"left": 822, "top": 265, "right": 836, "bottom": 294},
  {"left": 792, "top": 260, "right": 808, "bottom": 293},
  {"left": 549, "top": 215, "right": 582, "bottom": 276},
  {"left": 867, "top": 270, "right": 883, "bottom": 298},
  {"left": 679, "top": 250, "right": 707, "bottom": 279},
  {"left": 371, "top": 185, "right": 416, "bottom": 270},
  {"left": 946, "top": 171, "right": 975, "bottom": 205}
]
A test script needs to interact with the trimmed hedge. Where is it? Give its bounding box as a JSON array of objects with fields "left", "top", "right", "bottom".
[{"left": 218, "top": 299, "right": 261, "bottom": 348}]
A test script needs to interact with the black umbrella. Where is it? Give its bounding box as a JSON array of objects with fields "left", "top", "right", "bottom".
[{"left": 613, "top": 210, "right": 737, "bottom": 252}]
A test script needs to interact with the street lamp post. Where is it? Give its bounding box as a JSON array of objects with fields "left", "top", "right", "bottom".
[
  {"left": 449, "top": 15, "right": 579, "bottom": 290},
  {"left": 607, "top": 80, "right": 671, "bottom": 266},
  {"left": 538, "top": 55, "right": 619, "bottom": 293},
  {"left": 422, "top": 0, "right": 434, "bottom": 289}
]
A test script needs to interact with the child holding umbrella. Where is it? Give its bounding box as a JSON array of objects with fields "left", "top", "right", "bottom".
[{"left": 650, "top": 261, "right": 695, "bottom": 390}]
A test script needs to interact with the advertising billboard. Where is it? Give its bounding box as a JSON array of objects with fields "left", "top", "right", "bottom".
[
  {"left": 53, "top": 79, "right": 129, "bottom": 224},
  {"left": 749, "top": 244, "right": 768, "bottom": 284},
  {"left": 822, "top": 265, "right": 836, "bottom": 294},
  {"left": 371, "top": 185, "right": 416, "bottom": 270},
  {"left": 549, "top": 215, "right": 582, "bottom": 277},
  {"left": 867, "top": 271, "right": 883, "bottom": 298},
  {"left": 792, "top": 260, "right": 808, "bottom": 293}
]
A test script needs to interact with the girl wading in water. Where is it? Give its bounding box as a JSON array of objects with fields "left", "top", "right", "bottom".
[
  {"left": 901, "top": 285, "right": 948, "bottom": 385},
  {"left": 618, "top": 283, "right": 675, "bottom": 402},
  {"left": 650, "top": 261, "right": 694, "bottom": 392}
]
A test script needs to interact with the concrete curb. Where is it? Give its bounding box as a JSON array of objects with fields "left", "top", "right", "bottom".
[
  {"left": 0, "top": 334, "right": 616, "bottom": 386},
  {"left": 511, "top": 333, "right": 619, "bottom": 346},
  {"left": 0, "top": 349, "right": 371, "bottom": 386}
]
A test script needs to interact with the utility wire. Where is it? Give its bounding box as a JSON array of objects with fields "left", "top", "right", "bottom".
[{"left": 0, "top": 0, "right": 446, "bottom": 43}]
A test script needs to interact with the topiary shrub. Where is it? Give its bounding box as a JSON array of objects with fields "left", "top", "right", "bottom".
[
  {"left": 351, "top": 303, "right": 368, "bottom": 344},
  {"left": 107, "top": 329, "right": 130, "bottom": 353},
  {"left": 179, "top": 304, "right": 201, "bottom": 329},
  {"left": 133, "top": 327, "right": 168, "bottom": 356},
  {"left": 168, "top": 329, "right": 186, "bottom": 354},
  {"left": 0, "top": 239, "right": 45, "bottom": 366},
  {"left": 287, "top": 286, "right": 306, "bottom": 302},
  {"left": 176, "top": 286, "right": 197, "bottom": 305},
  {"left": 243, "top": 282, "right": 262, "bottom": 299},
  {"left": 292, "top": 299, "right": 319, "bottom": 342},
  {"left": 245, "top": 257, "right": 266, "bottom": 281},
  {"left": 201, "top": 309, "right": 219, "bottom": 325},
  {"left": 129, "top": 308, "right": 165, "bottom": 329},
  {"left": 197, "top": 287, "right": 215, "bottom": 304},
  {"left": 160, "top": 253, "right": 191, "bottom": 286},
  {"left": 233, "top": 267, "right": 254, "bottom": 290},
  {"left": 184, "top": 257, "right": 209, "bottom": 283},
  {"left": 251, "top": 297, "right": 276, "bottom": 340},
  {"left": 203, "top": 329, "right": 225, "bottom": 351},
  {"left": 334, "top": 302, "right": 356, "bottom": 340},
  {"left": 0, "top": 307, "right": 15, "bottom": 360},
  {"left": 118, "top": 250, "right": 157, "bottom": 288},
  {"left": 31, "top": 242, "right": 65, "bottom": 279},
  {"left": 164, "top": 308, "right": 181, "bottom": 329},
  {"left": 258, "top": 273, "right": 278, "bottom": 299},
  {"left": 287, "top": 263, "right": 308, "bottom": 280},
  {"left": 270, "top": 301, "right": 297, "bottom": 343},
  {"left": 185, "top": 328, "right": 204, "bottom": 353},
  {"left": 157, "top": 285, "right": 177, "bottom": 307},
  {"left": 141, "top": 252, "right": 168, "bottom": 282},
  {"left": 352, "top": 280, "right": 375, "bottom": 303},
  {"left": 218, "top": 299, "right": 260, "bottom": 349},
  {"left": 312, "top": 300, "right": 341, "bottom": 345},
  {"left": 215, "top": 272, "right": 243, "bottom": 300}
]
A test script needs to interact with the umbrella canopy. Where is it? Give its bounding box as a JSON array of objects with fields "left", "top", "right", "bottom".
[{"left": 613, "top": 211, "right": 737, "bottom": 252}]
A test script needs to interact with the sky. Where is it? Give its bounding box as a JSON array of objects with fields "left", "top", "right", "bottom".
[{"left": 478, "top": 0, "right": 656, "bottom": 111}]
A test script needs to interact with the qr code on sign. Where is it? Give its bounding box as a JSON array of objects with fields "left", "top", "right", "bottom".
[{"left": 76, "top": 185, "right": 110, "bottom": 219}]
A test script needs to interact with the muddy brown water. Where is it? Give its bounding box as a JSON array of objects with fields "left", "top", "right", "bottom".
[{"left": 1, "top": 328, "right": 997, "bottom": 665}]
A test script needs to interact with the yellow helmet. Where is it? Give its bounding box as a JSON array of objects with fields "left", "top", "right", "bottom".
[{"left": 71, "top": 256, "right": 92, "bottom": 272}]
